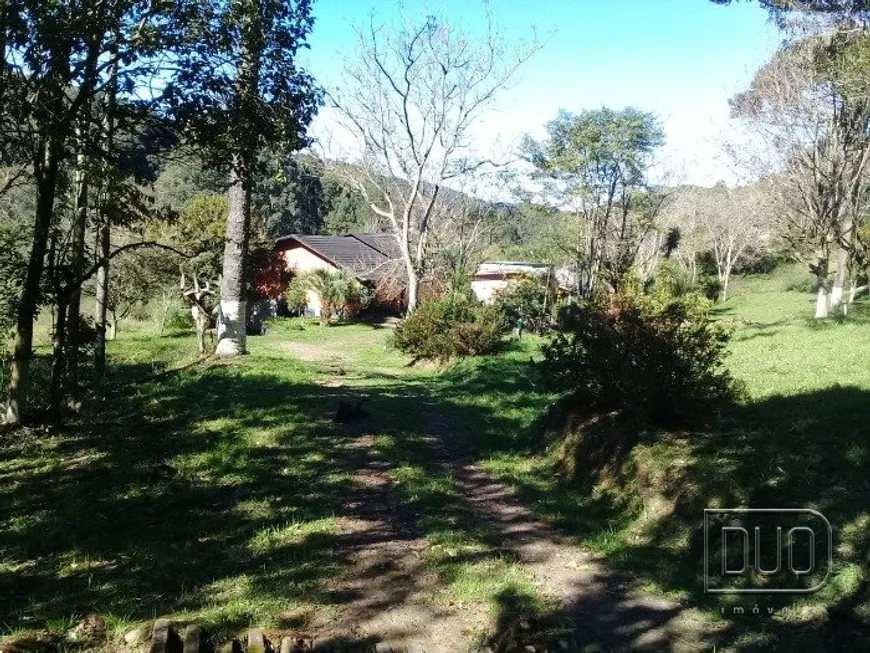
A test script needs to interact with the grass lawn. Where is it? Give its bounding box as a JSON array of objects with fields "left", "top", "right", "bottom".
[
  {"left": 1, "top": 269, "right": 868, "bottom": 651},
  {"left": 433, "top": 268, "right": 870, "bottom": 650},
  {"left": 0, "top": 318, "right": 546, "bottom": 649}
]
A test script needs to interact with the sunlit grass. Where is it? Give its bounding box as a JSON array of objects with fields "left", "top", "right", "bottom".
[
  {"left": 3, "top": 273, "right": 868, "bottom": 650},
  {"left": 429, "top": 268, "right": 870, "bottom": 649}
]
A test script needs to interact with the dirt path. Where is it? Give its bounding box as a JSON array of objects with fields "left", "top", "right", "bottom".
[
  {"left": 316, "top": 409, "right": 717, "bottom": 652},
  {"left": 422, "top": 412, "right": 719, "bottom": 652},
  {"left": 317, "top": 432, "right": 486, "bottom": 653},
  {"left": 282, "top": 337, "right": 718, "bottom": 651}
]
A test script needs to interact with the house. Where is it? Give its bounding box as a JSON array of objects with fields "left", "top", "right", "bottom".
[
  {"left": 275, "top": 233, "right": 406, "bottom": 316},
  {"left": 470, "top": 261, "right": 554, "bottom": 304}
]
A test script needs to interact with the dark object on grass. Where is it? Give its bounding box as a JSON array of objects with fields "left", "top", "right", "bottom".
[{"left": 335, "top": 397, "right": 368, "bottom": 422}]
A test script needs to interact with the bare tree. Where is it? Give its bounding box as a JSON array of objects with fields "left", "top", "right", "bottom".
[
  {"left": 731, "top": 33, "right": 870, "bottom": 317},
  {"left": 325, "top": 9, "right": 539, "bottom": 311},
  {"left": 665, "top": 183, "right": 776, "bottom": 300},
  {"left": 182, "top": 273, "right": 216, "bottom": 355},
  {"left": 661, "top": 186, "right": 712, "bottom": 283},
  {"left": 428, "top": 189, "right": 499, "bottom": 290},
  {"left": 713, "top": 185, "right": 777, "bottom": 299}
]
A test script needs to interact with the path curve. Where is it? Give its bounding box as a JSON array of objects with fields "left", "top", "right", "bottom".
[
  {"left": 422, "top": 411, "right": 718, "bottom": 652},
  {"left": 281, "top": 336, "right": 718, "bottom": 651}
]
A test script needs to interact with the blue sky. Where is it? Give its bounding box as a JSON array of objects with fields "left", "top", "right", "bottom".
[{"left": 300, "top": 0, "right": 782, "bottom": 186}]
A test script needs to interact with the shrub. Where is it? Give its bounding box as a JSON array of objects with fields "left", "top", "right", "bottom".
[
  {"left": 283, "top": 269, "right": 371, "bottom": 325},
  {"left": 494, "top": 276, "right": 556, "bottom": 333},
  {"left": 698, "top": 276, "right": 723, "bottom": 302},
  {"left": 284, "top": 276, "right": 308, "bottom": 316},
  {"left": 650, "top": 260, "right": 695, "bottom": 299},
  {"left": 164, "top": 307, "right": 194, "bottom": 330},
  {"left": 301, "top": 269, "right": 371, "bottom": 325},
  {"left": 393, "top": 295, "right": 505, "bottom": 360},
  {"left": 651, "top": 261, "right": 722, "bottom": 302},
  {"left": 542, "top": 291, "right": 735, "bottom": 425}
]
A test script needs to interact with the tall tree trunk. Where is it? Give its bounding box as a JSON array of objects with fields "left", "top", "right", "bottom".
[
  {"left": 399, "top": 199, "right": 418, "bottom": 313},
  {"left": 66, "top": 142, "right": 88, "bottom": 398},
  {"left": 93, "top": 218, "right": 110, "bottom": 381},
  {"left": 93, "top": 46, "right": 117, "bottom": 385},
  {"left": 49, "top": 295, "right": 69, "bottom": 421},
  {"left": 215, "top": 9, "right": 261, "bottom": 355},
  {"left": 5, "top": 150, "right": 59, "bottom": 424},
  {"left": 216, "top": 159, "right": 251, "bottom": 356},
  {"left": 6, "top": 143, "right": 59, "bottom": 424},
  {"left": 829, "top": 246, "right": 849, "bottom": 310}
]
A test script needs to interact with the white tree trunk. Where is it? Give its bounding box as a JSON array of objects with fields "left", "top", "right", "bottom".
[
  {"left": 815, "top": 286, "right": 829, "bottom": 319},
  {"left": 721, "top": 260, "right": 733, "bottom": 302},
  {"left": 830, "top": 284, "right": 844, "bottom": 308},
  {"left": 830, "top": 247, "right": 848, "bottom": 309},
  {"left": 406, "top": 269, "right": 419, "bottom": 314},
  {"left": 215, "top": 161, "right": 250, "bottom": 357},
  {"left": 216, "top": 299, "right": 246, "bottom": 356}
]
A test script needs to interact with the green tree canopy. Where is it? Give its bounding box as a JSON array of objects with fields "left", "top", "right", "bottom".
[{"left": 521, "top": 107, "right": 666, "bottom": 296}]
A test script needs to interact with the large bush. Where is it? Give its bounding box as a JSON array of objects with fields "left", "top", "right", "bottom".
[
  {"left": 542, "top": 291, "right": 735, "bottom": 425},
  {"left": 299, "top": 269, "right": 371, "bottom": 326},
  {"left": 650, "top": 260, "right": 721, "bottom": 302},
  {"left": 494, "top": 276, "right": 556, "bottom": 333},
  {"left": 284, "top": 276, "right": 308, "bottom": 316},
  {"left": 393, "top": 295, "right": 505, "bottom": 360}
]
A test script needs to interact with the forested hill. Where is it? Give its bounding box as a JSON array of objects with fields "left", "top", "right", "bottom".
[{"left": 151, "top": 153, "right": 380, "bottom": 239}]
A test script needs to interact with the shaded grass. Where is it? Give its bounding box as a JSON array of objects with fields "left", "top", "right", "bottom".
[
  {"left": 428, "top": 276, "right": 870, "bottom": 650},
  {"left": 3, "top": 278, "right": 869, "bottom": 650},
  {"left": 0, "top": 320, "right": 548, "bottom": 649},
  {"left": 0, "top": 335, "right": 356, "bottom": 643}
]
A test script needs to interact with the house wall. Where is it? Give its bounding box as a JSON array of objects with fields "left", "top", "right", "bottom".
[
  {"left": 282, "top": 246, "right": 339, "bottom": 275},
  {"left": 281, "top": 244, "right": 340, "bottom": 317},
  {"left": 471, "top": 278, "right": 509, "bottom": 304}
]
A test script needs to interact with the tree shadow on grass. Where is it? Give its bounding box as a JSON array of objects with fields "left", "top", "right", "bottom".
[
  {"left": 0, "top": 361, "right": 373, "bottom": 642},
  {"left": 429, "top": 346, "right": 870, "bottom": 651},
  {"left": 3, "top": 336, "right": 868, "bottom": 651}
]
